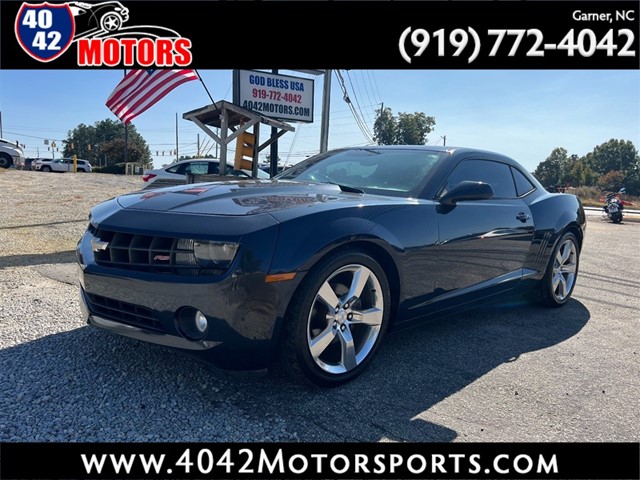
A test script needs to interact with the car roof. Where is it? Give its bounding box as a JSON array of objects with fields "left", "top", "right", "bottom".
[{"left": 336, "top": 145, "right": 521, "bottom": 167}]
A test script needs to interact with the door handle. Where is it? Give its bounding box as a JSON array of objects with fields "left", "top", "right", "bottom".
[{"left": 516, "top": 212, "right": 530, "bottom": 222}]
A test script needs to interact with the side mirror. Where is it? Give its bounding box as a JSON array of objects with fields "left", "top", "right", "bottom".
[{"left": 439, "top": 181, "right": 494, "bottom": 206}]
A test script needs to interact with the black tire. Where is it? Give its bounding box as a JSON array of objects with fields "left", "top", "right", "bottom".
[
  {"left": 0, "top": 153, "right": 12, "bottom": 169},
  {"left": 41, "top": 165, "right": 52, "bottom": 172},
  {"left": 280, "top": 249, "right": 391, "bottom": 387},
  {"left": 535, "top": 232, "right": 580, "bottom": 308}
]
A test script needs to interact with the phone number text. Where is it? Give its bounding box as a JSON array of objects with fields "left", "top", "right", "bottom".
[{"left": 398, "top": 28, "right": 637, "bottom": 64}]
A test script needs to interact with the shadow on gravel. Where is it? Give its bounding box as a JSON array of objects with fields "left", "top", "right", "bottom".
[
  {"left": 0, "top": 250, "right": 75, "bottom": 269},
  {"left": 0, "top": 297, "right": 589, "bottom": 443},
  {"left": 0, "top": 219, "right": 87, "bottom": 230}
]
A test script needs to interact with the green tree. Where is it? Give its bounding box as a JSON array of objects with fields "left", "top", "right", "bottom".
[
  {"left": 584, "top": 139, "right": 639, "bottom": 176},
  {"left": 63, "top": 119, "right": 152, "bottom": 167},
  {"left": 373, "top": 107, "right": 435, "bottom": 145},
  {"left": 597, "top": 170, "right": 626, "bottom": 192},
  {"left": 373, "top": 107, "right": 398, "bottom": 145},
  {"left": 567, "top": 158, "right": 598, "bottom": 187},
  {"left": 533, "top": 147, "right": 569, "bottom": 187}
]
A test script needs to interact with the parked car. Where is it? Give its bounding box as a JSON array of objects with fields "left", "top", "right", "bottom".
[
  {"left": 32, "top": 158, "right": 92, "bottom": 172},
  {"left": 0, "top": 138, "right": 25, "bottom": 169},
  {"left": 142, "top": 159, "right": 269, "bottom": 186},
  {"left": 77, "top": 146, "right": 586, "bottom": 386}
]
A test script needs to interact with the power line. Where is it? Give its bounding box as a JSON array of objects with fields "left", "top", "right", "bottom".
[
  {"left": 334, "top": 70, "right": 374, "bottom": 144},
  {"left": 345, "top": 71, "right": 375, "bottom": 136}
]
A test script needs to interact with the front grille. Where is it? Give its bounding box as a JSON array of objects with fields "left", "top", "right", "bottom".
[
  {"left": 89, "top": 225, "right": 199, "bottom": 275},
  {"left": 84, "top": 291, "right": 165, "bottom": 333}
]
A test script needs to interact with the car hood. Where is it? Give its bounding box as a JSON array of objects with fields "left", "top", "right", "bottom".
[{"left": 116, "top": 180, "right": 370, "bottom": 216}]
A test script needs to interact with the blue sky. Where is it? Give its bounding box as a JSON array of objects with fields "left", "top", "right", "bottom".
[{"left": 0, "top": 69, "right": 638, "bottom": 172}]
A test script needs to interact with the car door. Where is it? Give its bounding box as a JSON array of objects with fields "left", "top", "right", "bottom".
[
  {"left": 52, "top": 159, "right": 68, "bottom": 172},
  {"left": 431, "top": 159, "right": 534, "bottom": 306},
  {"left": 62, "top": 159, "right": 75, "bottom": 172}
]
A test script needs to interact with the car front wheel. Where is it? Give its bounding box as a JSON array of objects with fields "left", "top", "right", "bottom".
[
  {"left": 537, "top": 231, "right": 580, "bottom": 307},
  {"left": 0, "top": 153, "right": 12, "bottom": 169},
  {"left": 281, "top": 249, "right": 390, "bottom": 387},
  {"left": 41, "top": 165, "right": 52, "bottom": 172}
]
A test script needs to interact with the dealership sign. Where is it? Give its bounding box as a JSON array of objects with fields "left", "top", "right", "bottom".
[
  {"left": 14, "top": 1, "right": 192, "bottom": 67},
  {"left": 233, "top": 70, "right": 314, "bottom": 123}
]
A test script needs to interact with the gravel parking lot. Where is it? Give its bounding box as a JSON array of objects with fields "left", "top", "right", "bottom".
[{"left": 1, "top": 169, "right": 638, "bottom": 443}]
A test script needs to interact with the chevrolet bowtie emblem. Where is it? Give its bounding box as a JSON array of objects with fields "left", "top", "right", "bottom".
[{"left": 91, "top": 237, "right": 109, "bottom": 252}]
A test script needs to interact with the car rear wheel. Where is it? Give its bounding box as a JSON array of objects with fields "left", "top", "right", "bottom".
[
  {"left": 41, "top": 165, "right": 52, "bottom": 172},
  {"left": 281, "top": 249, "right": 390, "bottom": 387},
  {"left": 536, "top": 232, "right": 580, "bottom": 308}
]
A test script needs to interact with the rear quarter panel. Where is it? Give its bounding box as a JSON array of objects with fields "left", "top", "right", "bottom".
[{"left": 524, "top": 192, "right": 586, "bottom": 277}]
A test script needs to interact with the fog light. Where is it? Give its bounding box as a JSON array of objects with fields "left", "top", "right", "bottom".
[
  {"left": 195, "top": 311, "right": 208, "bottom": 333},
  {"left": 176, "top": 307, "right": 208, "bottom": 341}
]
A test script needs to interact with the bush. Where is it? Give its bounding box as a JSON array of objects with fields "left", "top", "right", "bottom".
[{"left": 93, "top": 163, "right": 126, "bottom": 175}]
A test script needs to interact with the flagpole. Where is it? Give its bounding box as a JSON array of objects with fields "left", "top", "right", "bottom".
[
  {"left": 194, "top": 70, "right": 215, "bottom": 104},
  {"left": 123, "top": 70, "right": 129, "bottom": 166}
]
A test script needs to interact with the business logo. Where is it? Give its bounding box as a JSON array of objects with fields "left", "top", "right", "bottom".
[{"left": 14, "top": 1, "right": 193, "bottom": 67}]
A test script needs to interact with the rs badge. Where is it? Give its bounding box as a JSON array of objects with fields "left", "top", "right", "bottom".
[{"left": 15, "top": 3, "right": 75, "bottom": 63}]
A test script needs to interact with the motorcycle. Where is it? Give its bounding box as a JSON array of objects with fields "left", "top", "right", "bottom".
[{"left": 602, "top": 188, "right": 625, "bottom": 223}]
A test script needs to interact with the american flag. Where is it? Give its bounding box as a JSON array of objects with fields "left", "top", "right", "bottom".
[{"left": 106, "top": 69, "right": 198, "bottom": 124}]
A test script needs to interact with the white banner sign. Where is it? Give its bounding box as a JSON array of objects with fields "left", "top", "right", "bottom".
[{"left": 233, "top": 70, "right": 314, "bottom": 123}]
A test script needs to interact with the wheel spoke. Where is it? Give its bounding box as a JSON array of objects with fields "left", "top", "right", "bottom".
[
  {"left": 552, "top": 273, "right": 561, "bottom": 291},
  {"left": 317, "top": 281, "right": 340, "bottom": 310},
  {"left": 338, "top": 326, "right": 357, "bottom": 371},
  {"left": 561, "top": 262, "right": 576, "bottom": 274},
  {"left": 557, "top": 275, "right": 568, "bottom": 299},
  {"left": 309, "top": 324, "right": 337, "bottom": 360},
  {"left": 351, "top": 307, "right": 383, "bottom": 327},
  {"left": 345, "top": 266, "right": 370, "bottom": 305},
  {"left": 560, "top": 243, "right": 572, "bottom": 264}
]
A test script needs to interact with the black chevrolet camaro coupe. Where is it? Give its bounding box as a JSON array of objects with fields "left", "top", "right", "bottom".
[{"left": 77, "top": 146, "right": 586, "bottom": 386}]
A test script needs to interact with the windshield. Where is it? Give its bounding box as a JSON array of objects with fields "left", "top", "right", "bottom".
[{"left": 276, "top": 148, "right": 445, "bottom": 197}]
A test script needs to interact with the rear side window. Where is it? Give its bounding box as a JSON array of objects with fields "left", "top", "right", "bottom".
[
  {"left": 511, "top": 167, "right": 536, "bottom": 197},
  {"left": 443, "top": 159, "right": 517, "bottom": 198},
  {"left": 166, "top": 164, "right": 186, "bottom": 174}
]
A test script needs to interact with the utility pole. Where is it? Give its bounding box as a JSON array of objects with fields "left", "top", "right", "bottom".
[
  {"left": 320, "top": 70, "right": 332, "bottom": 153},
  {"left": 270, "top": 69, "right": 279, "bottom": 177},
  {"left": 442, "top": 135, "right": 446, "bottom": 146},
  {"left": 197, "top": 133, "right": 200, "bottom": 158},
  {"left": 0, "top": 111, "right": 3, "bottom": 137}
]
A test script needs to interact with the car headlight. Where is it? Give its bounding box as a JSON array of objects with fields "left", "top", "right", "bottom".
[{"left": 193, "top": 240, "right": 239, "bottom": 269}]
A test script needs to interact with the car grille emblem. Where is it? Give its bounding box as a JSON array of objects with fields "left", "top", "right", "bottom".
[
  {"left": 154, "top": 255, "right": 171, "bottom": 262},
  {"left": 91, "top": 237, "right": 109, "bottom": 252}
]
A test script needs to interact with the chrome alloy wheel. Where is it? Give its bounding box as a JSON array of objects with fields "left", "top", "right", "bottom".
[
  {"left": 306, "top": 264, "right": 384, "bottom": 375},
  {"left": 551, "top": 238, "right": 578, "bottom": 302}
]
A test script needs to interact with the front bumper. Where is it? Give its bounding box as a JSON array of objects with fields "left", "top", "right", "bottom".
[{"left": 77, "top": 223, "right": 300, "bottom": 371}]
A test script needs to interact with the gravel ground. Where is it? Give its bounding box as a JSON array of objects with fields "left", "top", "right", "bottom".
[
  {"left": 0, "top": 170, "right": 298, "bottom": 442},
  {"left": 1, "top": 169, "right": 638, "bottom": 444}
]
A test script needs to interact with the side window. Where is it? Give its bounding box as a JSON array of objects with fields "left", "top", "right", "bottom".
[
  {"left": 207, "top": 163, "right": 220, "bottom": 175},
  {"left": 511, "top": 167, "right": 536, "bottom": 197},
  {"left": 443, "top": 159, "right": 517, "bottom": 199},
  {"left": 166, "top": 163, "right": 187, "bottom": 174},
  {"left": 187, "top": 162, "right": 208, "bottom": 175}
]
